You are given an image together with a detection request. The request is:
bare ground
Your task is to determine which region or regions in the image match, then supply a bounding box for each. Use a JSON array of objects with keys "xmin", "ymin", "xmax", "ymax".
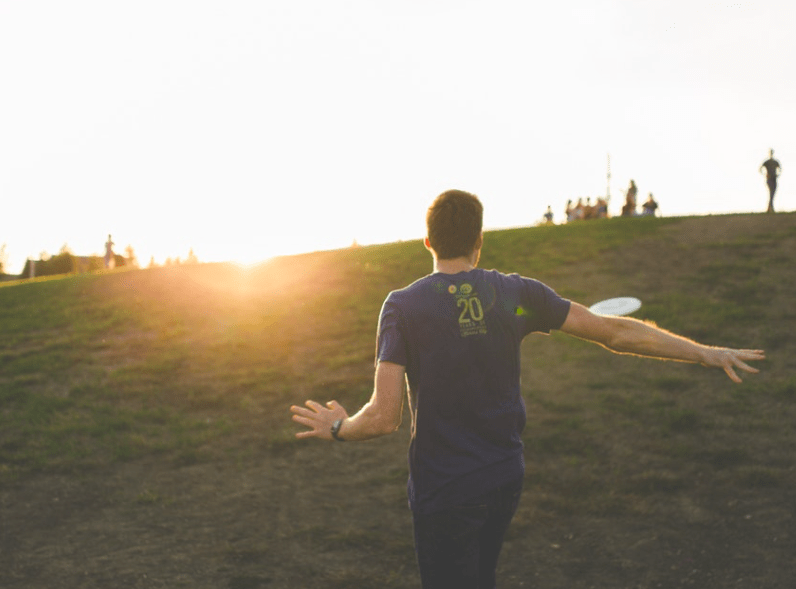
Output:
[{"xmin": 2, "ymin": 423, "xmax": 794, "ymax": 588}]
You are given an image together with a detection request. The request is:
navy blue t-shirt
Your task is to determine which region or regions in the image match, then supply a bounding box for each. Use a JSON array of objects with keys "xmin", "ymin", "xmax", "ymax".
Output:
[{"xmin": 376, "ymin": 268, "xmax": 571, "ymax": 514}]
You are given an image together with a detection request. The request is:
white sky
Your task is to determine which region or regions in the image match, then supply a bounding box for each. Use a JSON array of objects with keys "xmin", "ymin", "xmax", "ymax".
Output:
[{"xmin": 1, "ymin": 0, "xmax": 794, "ymax": 273}]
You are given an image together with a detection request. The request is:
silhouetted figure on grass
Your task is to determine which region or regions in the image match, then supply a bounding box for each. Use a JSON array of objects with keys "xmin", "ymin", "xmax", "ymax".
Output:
[
  {"xmin": 641, "ymin": 193, "xmax": 659, "ymax": 216},
  {"xmin": 104, "ymin": 234, "xmax": 115, "ymax": 269},
  {"xmin": 760, "ymin": 149, "xmax": 781, "ymax": 213},
  {"xmin": 565, "ymin": 199, "xmax": 573, "ymax": 222},
  {"xmin": 543, "ymin": 205, "xmax": 554, "ymax": 224},
  {"xmin": 573, "ymin": 197, "xmax": 585, "ymax": 220},
  {"xmin": 621, "ymin": 180, "xmax": 637, "ymax": 217},
  {"xmin": 582, "ymin": 197, "xmax": 596, "ymax": 220},
  {"xmin": 596, "ymin": 197, "xmax": 609, "ymax": 218}
]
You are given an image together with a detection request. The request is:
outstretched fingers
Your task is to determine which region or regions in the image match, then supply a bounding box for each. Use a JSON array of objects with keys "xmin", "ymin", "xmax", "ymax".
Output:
[
  {"xmin": 290, "ymin": 401, "xmax": 323, "ymax": 438},
  {"xmin": 736, "ymin": 349, "xmax": 765, "ymax": 361},
  {"xmin": 723, "ymin": 364, "xmax": 742, "ymax": 384},
  {"xmin": 304, "ymin": 400, "xmax": 326, "ymax": 413},
  {"xmin": 289, "ymin": 399, "xmax": 348, "ymax": 440},
  {"xmin": 722, "ymin": 349, "xmax": 765, "ymax": 383},
  {"xmin": 294, "ymin": 427, "xmax": 320, "ymax": 439}
]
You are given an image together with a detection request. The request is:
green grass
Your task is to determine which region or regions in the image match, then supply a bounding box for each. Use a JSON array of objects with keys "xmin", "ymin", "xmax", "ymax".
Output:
[
  {"xmin": 3, "ymin": 212, "xmax": 796, "ymax": 589},
  {"xmin": 1, "ymin": 213, "xmax": 795, "ymax": 500}
]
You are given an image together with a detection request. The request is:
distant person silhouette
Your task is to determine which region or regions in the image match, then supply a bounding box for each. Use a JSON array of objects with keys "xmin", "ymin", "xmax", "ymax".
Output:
[
  {"xmin": 565, "ymin": 199, "xmax": 575, "ymax": 222},
  {"xmin": 759, "ymin": 149, "xmax": 781, "ymax": 213},
  {"xmin": 573, "ymin": 197, "xmax": 584, "ymax": 220},
  {"xmin": 104, "ymin": 234, "xmax": 115, "ymax": 269},
  {"xmin": 543, "ymin": 205, "xmax": 554, "ymax": 224},
  {"xmin": 641, "ymin": 193, "xmax": 659, "ymax": 216},
  {"xmin": 583, "ymin": 197, "xmax": 596, "ymax": 220},
  {"xmin": 621, "ymin": 180, "xmax": 637, "ymax": 217},
  {"xmin": 595, "ymin": 197, "xmax": 609, "ymax": 218}
]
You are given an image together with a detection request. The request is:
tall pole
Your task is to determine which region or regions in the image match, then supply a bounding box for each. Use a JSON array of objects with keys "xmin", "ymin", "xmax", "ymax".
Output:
[{"xmin": 606, "ymin": 153, "xmax": 611, "ymax": 202}]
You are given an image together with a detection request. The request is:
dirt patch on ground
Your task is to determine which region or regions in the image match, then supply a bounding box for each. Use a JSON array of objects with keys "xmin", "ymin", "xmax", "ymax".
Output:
[{"xmin": 2, "ymin": 423, "xmax": 794, "ymax": 588}]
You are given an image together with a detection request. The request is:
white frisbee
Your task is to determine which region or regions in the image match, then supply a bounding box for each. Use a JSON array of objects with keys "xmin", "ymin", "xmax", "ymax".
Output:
[{"xmin": 589, "ymin": 297, "xmax": 642, "ymax": 316}]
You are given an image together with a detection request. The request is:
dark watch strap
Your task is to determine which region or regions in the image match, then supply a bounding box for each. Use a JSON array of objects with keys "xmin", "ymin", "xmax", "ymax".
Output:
[{"xmin": 330, "ymin": 419, "xmax": 346, "ymax": 441}]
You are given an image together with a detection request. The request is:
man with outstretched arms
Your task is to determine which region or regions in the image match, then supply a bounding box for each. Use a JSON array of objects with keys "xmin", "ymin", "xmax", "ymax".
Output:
[{"xmin": 291, "ymin": 189, "xmax": 764, "ymax": 589}]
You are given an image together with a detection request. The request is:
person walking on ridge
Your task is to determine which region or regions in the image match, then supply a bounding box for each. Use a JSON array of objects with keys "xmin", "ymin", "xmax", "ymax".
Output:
[
  {"xmin": 760, "ymin": 149, "xmax": 781, "ymax": 213},
  {"xmin": 104, "ymin": 234, "xmax": 115, "ymax": 269},
  {"xmin": 290, "ymin": 189, "xmax": 765, "ymax": 589}
]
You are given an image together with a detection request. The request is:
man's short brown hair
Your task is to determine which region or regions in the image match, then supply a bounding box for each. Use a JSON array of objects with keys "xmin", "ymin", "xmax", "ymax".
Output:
[{"xmin": 426, "ymin": 190, "xmax": 483, "ymax": 260}]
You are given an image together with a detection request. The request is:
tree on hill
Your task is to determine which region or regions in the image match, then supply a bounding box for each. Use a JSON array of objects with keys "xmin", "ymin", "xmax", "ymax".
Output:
[{"xmin": 19, "ymin": 251, "xmax": 131, "ymax": 279}]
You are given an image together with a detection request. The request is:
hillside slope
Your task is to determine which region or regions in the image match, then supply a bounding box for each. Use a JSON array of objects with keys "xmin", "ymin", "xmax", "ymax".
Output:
[{"xmin": 1, "ymin": 213, "xmax": 794, "ymax": 588}]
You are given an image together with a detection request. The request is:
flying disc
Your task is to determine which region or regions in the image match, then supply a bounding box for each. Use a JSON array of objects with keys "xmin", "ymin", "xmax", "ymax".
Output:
[{"xmin": 589, "ymin": 297, "xmax": 642, "ymax": 316}]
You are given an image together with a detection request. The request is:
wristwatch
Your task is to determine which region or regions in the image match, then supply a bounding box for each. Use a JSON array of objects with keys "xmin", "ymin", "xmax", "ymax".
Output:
[{"xmin": 330, "ymin": 419, "xmax": 346, "ymax": 442}]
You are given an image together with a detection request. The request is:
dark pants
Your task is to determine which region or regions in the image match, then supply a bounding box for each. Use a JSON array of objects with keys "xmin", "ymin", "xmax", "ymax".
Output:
[
  {"xmin": 767, "ymin": 179, "xmax": 777, "ymax": 213},
  {"xmin": 412, "ymin": 478, "xmax": 523, "ymax": 589}
]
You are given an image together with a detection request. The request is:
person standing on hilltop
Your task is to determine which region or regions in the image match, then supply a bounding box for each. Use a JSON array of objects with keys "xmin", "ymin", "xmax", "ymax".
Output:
[
  {"xmin": 290, "ymin": 189, "xmax": 764, "ymax": 589},
  {"xmin": 641, "ymin": 193, "xmax": 659, "ymax": 216},
  {"xmin": 596, "ymin": 196, "xmax": 609, "ymax": 218},
  {"xmin": 622, "ymin": 179, "xmax": 637, "ymax": 216},
  {"xmin": 759, "ymin": 149, "xmax": 781, "ymax": 213},
  {"xmin": 104, "ymin": 234, "xmax": 115, "ymax": 269},
  {"xmin": 565, "ymin": 199, "xmax": 575, "ymax": 222}
]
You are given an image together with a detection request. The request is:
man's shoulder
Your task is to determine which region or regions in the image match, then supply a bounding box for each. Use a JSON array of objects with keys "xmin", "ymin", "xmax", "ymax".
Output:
[
  {"xmin": 384, "ymin": 274, "xmax": 434, "ymax": 302},
  {"xmin": 480, "ymin": 268, "xmax": 538, "ymax": 285},
  {"xmin": 387, "ymin": 269, "xmax": 544, "ymax": 296}
]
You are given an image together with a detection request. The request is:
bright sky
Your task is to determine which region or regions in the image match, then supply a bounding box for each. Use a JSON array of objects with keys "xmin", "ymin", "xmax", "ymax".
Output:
[{"xmin": 1, "ymin": 1, "xmax": 794, "ymax": 274}]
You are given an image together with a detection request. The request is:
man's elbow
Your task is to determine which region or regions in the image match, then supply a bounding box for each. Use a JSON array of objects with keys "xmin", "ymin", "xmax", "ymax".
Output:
[
  {"xmin": 594, "ymin": 317, "xmax": 639, "ymax": 354},
  {"xmin": 376, "ymin": 413, "xmax": 401, "ymax": 436},
  {"xmin": 366, "ymin": 404, "xmax": 401, "ymax": 436}
]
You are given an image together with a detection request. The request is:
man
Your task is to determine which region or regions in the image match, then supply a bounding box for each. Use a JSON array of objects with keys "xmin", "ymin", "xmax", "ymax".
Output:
[
  {"xmin": 641, "ymin": 193, "xmax": 659, "ymax": 216},
  {"xmin": 290, "ymin": 189, "xmax": 764, "ymax": 589},
  {"xmin": 104, "ymin": 234, "xmax": 115, "ymax": 269},
  {"xmin": 759, "ymin": 149, "xmax": 782, "ymax": 213},
  {"xmin": 622, "ymin": 179, "xmax": 637, "ymax": 217}
]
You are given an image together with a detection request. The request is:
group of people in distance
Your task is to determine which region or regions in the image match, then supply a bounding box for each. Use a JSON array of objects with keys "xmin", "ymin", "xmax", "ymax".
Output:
[
  {"xmin": 563, "ymin": 196, "xmax": 609, "ymax": 222},
  {"xmin": 546, "ymin": 179, "xmax": 659, "ymax": 225},
  {"xmin": 544, "ymin": 147, "xmax": 782, "ymax": 226}
]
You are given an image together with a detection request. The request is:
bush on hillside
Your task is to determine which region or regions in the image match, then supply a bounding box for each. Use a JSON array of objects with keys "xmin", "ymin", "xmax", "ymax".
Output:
[{"xmin": 19, "ymin": 253, "xmax": 129, "ymax": 279}]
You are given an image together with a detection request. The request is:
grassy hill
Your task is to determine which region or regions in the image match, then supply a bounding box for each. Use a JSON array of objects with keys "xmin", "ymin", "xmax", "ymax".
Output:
[{"xmin": 1, "ymin": 213, "xmax": 795, "ymax": 588}]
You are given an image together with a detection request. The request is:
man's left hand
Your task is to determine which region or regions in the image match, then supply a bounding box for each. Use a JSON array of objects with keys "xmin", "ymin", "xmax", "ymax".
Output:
[{"xmin": 290, "ymin": 400, "xmax": 349, "ymax": 440}]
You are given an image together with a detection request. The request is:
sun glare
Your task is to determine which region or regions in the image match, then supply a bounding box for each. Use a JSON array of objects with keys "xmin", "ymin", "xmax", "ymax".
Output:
[{"xmin": 211, "ymin": 230, "xmax": 357, "ymax": 271}]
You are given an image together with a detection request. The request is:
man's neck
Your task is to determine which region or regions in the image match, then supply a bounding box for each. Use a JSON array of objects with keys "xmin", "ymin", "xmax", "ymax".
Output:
[{"xmin": 433, "ymin": 256, "xmax": 476, "ymax": 275}]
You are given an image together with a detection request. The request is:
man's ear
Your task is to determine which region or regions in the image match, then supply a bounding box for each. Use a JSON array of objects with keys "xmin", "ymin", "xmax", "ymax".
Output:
[
  {"xmin": 474, "ymin": 232, "xmax": 483, "ymax": 251},
  {"xmin": 424, "ymin": 237, "xmax": 432, "ymax": 251}
]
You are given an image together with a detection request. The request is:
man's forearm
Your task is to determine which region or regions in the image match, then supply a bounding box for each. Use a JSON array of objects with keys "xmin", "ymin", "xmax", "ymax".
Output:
[
  {"xmin": 600, "ymin": 316, "xmax": 706, "ymax": 363},
  {"xmin": 559, "ymin": 302, "xmax": 763, "ymax": 382},
  {"xmin": 336, "ymin": 361, "xmax": 405, "ymax": 441},
  {"xmin": 290, "ymin": 362, "xmax": 405, "ymax": 441},
  {"xmin": 337, "ymin": 400, "xmax": 400, "ymax": 441}
]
